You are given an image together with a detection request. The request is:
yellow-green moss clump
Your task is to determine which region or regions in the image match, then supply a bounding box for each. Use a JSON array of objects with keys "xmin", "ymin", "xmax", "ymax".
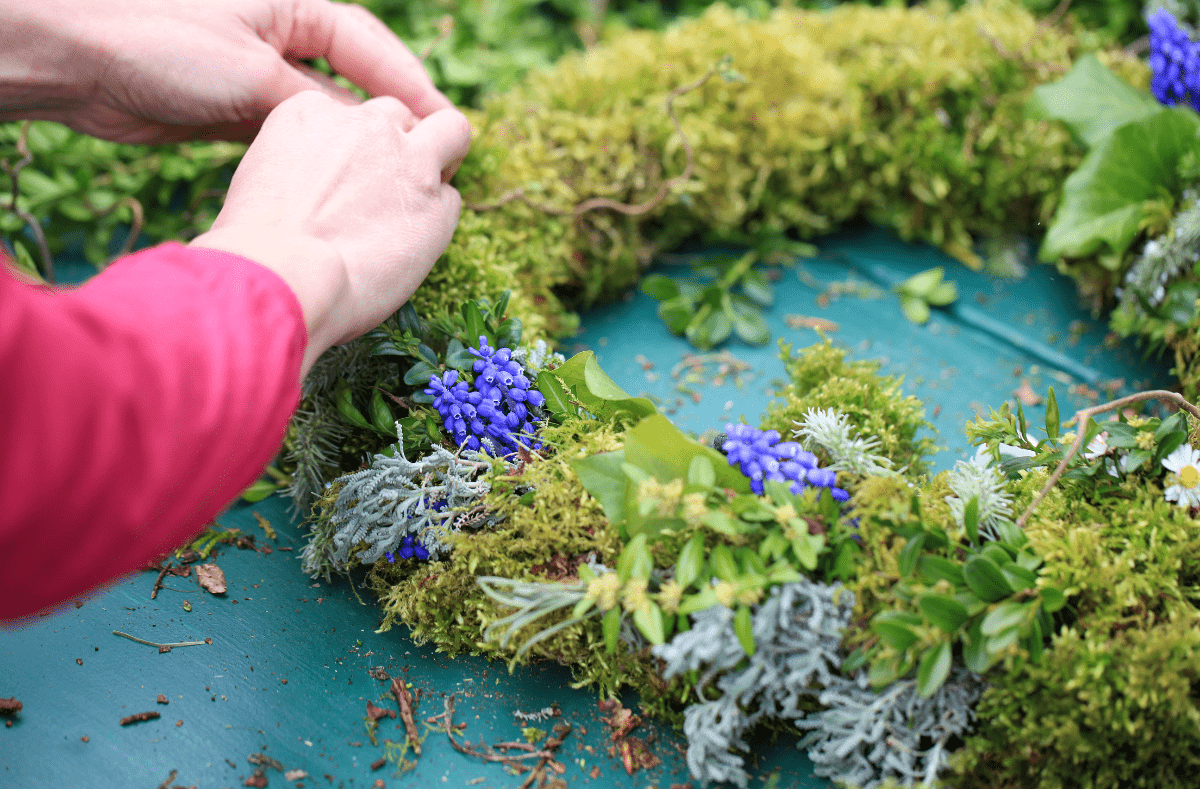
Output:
[
  {"xmin": 759, "ymin": 335, "xmax": 937, "ymax": 475},
  {"xmin": 407, "ymin": 0, "xmax": 1143, "ymax": 339},
  {"xmin": 366, "ymin": 417, "xmax": 669, "ymax": 696}
]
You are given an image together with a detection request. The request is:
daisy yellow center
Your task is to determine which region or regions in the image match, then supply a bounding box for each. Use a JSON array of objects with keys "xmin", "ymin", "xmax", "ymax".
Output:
[{"xmin": 1181, "ymin": 465, "xmax": 1200, "ymax": 490}]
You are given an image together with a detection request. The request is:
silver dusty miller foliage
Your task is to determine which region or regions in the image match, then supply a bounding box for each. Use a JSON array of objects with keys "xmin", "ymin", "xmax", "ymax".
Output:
[
  {"xmin": 300, "ymin": 432, "xmax": 491, "ymax": 580},
  {"xmin": 797, "ymin": 667, "xmax": 984, "ymax": 788},
  {"xmin": 653, "ymin": 578, "xmax": 983, "ymax": 788},
  {"xmin": 653, "ymin": 579, "xmax": 855, "ymax": 787}
]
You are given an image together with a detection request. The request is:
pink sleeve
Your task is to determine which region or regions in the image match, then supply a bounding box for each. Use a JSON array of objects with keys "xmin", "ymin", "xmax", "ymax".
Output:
[{"xmin": 0, "ymin": 243, "xmax": 307, "ymax": 621}]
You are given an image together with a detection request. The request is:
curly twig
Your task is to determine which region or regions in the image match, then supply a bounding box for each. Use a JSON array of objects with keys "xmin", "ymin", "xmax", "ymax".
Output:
[
  {"xmin": 83, "ymin": 196, "xmax": 145, "ymax": 269},
  {"xmin": 1, "ymin": 121, "xmax": 55, "ymax": 283},
  {"xmin": 1016, "ymin": 390, "xmax": 1200, "ymax": 527},
  {"xmin": 464, "ymin": 63, "xmax": 725, "ymax": 218}
]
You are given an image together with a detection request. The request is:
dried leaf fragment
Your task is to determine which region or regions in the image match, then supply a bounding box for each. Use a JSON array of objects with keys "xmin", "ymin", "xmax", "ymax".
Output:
[
  {"xmin": 196, "ymin": 564, "xmax": 227, "ymax": 594},
  {"xmin": 157, "ymin": 694, "xmax": 169, "ymax": 705},
  {"xmin": 284, "ymin": 770, "xmax": 308, "ymax": 782},
  {"xmin": 1014, "ymin": 378, "xmax": 1042, "ymax": 406},
  {"xmin": 783, "ymin": 314, "xmax": 839, "ymax": 332},
  {"xmin": 119, "ymin": 711, "xmax": 160, "ymax": 726},
  {"xmin": 243, "ymin": 770, "xmax": 268, "ymax": 788}
]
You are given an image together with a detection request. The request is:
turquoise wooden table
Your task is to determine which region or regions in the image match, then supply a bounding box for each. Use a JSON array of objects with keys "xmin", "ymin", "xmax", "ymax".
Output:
[{"xmin": 0, "ymin": 225, "xmax": 1168, "ymax": 788}]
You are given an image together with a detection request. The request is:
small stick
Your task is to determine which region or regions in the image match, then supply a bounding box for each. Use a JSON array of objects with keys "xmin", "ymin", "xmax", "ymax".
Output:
[
  {"xmin": 390, "ymin": 678, "xmax": 421, "ymax": 754},
  {"xmin": 111, "ymin": 630, "xmax": 207, "ymax": 649},
  {"xmin": 1016, "ymin": 390, "xmax": 1200, "ymax": 527},
  {"xmin": 120, "ymin": 711, "xmax": 160, "ymax": 726}
]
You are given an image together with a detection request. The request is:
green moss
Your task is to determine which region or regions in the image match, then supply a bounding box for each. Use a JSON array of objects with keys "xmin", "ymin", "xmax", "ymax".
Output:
[
  {"xmin": 759, "ymin": 335, "xmax": 937, "ymax": 476},
  {"xmin": 951, "ymin": 618, "xmax": 1200, "ymax": 787}
]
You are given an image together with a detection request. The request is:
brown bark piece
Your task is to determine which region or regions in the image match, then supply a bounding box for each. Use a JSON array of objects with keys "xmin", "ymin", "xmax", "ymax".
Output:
[
  {"xmin": 119, "ymin": 711, "xmax": 160, "ymax": 726},
  {"xmin": 365, "ymin": 700, "xmax": 395, "ymax": 722},
  {"xmin": 389, "ymin": 678, "xmax": 421, "ymax": 755},
  {"xmin": 157, "ymin": 694, "xmax": 169, "ymax": 705},
  {"xmin": 243, "ymin": 770, "xmax": 268, "ymax": 788},
  {"xmin": 0, "ymin": 697, "xmax": 23, "ymax": 715},
  {"xmin": 370, "ymin": 757, "xmax": 387, "ymax": 771},
  {"xmin": 196, "ymin": 564, "xmax": 227, "ymax": 594}
]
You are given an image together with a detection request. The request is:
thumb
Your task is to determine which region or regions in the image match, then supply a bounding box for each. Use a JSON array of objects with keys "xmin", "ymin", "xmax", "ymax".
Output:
[{"xmin": 263, "ymin": 59, "xmax": 364, "ymax": 109}]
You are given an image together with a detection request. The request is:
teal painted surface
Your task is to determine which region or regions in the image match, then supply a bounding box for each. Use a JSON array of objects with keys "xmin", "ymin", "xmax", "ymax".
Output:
[
  {"xmin": 573, "ymin": 223, "xmax": 1169, "ymax": 473},
  {"xmin": 0, "ymin": 226, "xmax": 1169, "ymax": 788}
]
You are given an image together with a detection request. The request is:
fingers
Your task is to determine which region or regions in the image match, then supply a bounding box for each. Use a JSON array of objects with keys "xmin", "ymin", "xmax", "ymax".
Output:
[
  {"xmin": 280, "ymin": 0, "xmax": 453, "ymax": 119},
  {"xmin": 407, "ymin": 107, "xmax": 473, "ymax": 180}
]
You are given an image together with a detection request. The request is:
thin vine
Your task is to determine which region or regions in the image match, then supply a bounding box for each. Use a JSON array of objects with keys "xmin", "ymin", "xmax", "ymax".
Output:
[{"xmin": 1016, "ymin": 389, "xmax": 1200, "ymax": 526}]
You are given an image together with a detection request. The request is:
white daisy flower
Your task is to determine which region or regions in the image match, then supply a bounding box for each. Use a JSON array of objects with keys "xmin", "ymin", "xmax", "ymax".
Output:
[{"xmin": 1161, "ymin": 443, "xmax": 1200, "ymax": 508}]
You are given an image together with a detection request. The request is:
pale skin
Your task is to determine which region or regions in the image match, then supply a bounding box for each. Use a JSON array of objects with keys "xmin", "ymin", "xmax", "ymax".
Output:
[{"xmin": 0, "ymin": 0, "xmax": 472, "ymax": 376}]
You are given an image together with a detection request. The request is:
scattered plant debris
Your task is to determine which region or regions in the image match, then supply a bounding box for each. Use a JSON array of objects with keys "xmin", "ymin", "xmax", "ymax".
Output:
[
  {"xmin": 253, "ymin": 511, "xmax": 277, "ymax": 540},
  {"xmin": 284, "ymin": 769, "xmax": 308, "ymax": 782},
  {"xmin": 119, "ymin": 711, "xmax": 160, "ymax": 726},
  {"xmin": 598, "ymin": 699, "xmax": 661, "ymax": 775},
  {"xmin": 513, "ymin": 706, "xmax": 560, "ymax": 723},
  {"xmin": 390, "ymin": 678, "xmax": 421, "ymax": 754},
  {"xmin": 157, "ymin": 694, "xmax": 169, "ymax": 705},
  {"xmin": 81, "ymin": 736, "xmax": 89, "ymax": 742},
  {"xmin": 1014, "ymin": 379, "xmax": 1043, "ymax": 406},
  {"xmin": 366, "ymin": 700, "xmax": 396, "ymax": 722},
  {"xmin": 370, "ymin": 757, "xmax": 387, "ymax": 771},
  {"xmin": 0, "ymin": 697, "xmax": 21, "ymax": 715},
  {"xmin": 437, "ymin": 695, "xmax": 571, "ymax": 788},
  {"xmin": 111, "ymin": 630, "xmax": 207, "ymax": 651},
  {"xmin": 783, "ymin": 314, "xmax": 839, "ymax": 332},
  {"xmin": 247, "ymin": 753, "xmax": 284, "ymax": 772},
  {"xmin": 195, "ymin": 563, "xmax": 227, "ymax": 594},
  {"xmin": 369, "ymin": 666, "xmax": 391, "ymax": 681},
  {"xmin": 243, "ymin": 769, "xmax": 268, "ymax": 788}
]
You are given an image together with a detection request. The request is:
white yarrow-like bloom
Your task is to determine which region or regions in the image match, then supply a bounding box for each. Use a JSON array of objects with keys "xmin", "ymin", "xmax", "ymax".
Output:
[
  {"xmin": 1161, "ymin": 443, "xmax": 1200, "ymax": 508},
  {"xmin": 944, "ymin": 452, "xmax": 1014, "ymax": 538},
  {"xmin": 793, "ymin": 408, "xmax": 898, "ymax": 478}
]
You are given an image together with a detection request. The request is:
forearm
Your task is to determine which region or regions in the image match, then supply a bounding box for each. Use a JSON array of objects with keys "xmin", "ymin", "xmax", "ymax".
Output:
[
  {"xmin": 0, "ymin": 244, "xmax": 305, "ymax": 620},
  {"xmin": 0, "ymin": 1, "xmax": 96, "ymax": 122}
]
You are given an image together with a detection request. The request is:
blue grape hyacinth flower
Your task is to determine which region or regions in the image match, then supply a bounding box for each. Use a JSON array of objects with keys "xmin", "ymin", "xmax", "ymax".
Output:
[
  {"xmin": 425, "ymin": 336, "xmax": 546, "ymax": 457},
  {"xmin": 1149, "ymin": 9, "xmax": 1200, "ymax": 112},
  {"xmin": 720, "ymin": 422, "xmax": 850, "ymax": 502}
]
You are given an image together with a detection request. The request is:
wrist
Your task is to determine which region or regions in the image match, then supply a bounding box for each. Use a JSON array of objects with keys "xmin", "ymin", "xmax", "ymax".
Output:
[
  {"xmin": 188, "ymin": 228, "xmax": 351, "ymax": 378},
  {"xmin": 0, "ymin": 2, "xmax": 98, "ymax": 122}
]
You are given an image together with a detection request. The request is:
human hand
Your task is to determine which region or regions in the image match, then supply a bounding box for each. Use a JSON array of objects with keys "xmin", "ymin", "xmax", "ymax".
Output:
[
  {"xmin": 189, "ymin": 91, "xmax": 471, "ymax": 375},
  {"xmin": 10, "ymin": 0, "xmax": 452, "ymax": 144}
]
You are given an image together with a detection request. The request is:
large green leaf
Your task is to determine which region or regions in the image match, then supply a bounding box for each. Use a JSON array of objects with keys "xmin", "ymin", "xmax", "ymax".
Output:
[
  {"xmin": 1030, "ymin": 54, "xmax": 1162, "ymax": 148},
  {"xmin": 548, "ymin": 351, "xmax": 657, "ymax": 423},
  {"xmin": 1039, "ymin": 108, "xmax": 1200, "ymax": 264},
  {"xmin": 573, "ymin": 449, "xmax": 628, "ymax": 524}
]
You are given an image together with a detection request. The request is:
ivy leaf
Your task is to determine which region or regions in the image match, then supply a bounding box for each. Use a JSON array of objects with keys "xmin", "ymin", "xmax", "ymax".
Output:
[
  {"xmin": 548, "ymin": 352, "xmax": 656, "ymax": 423},
  {"xmin": 536, "ymin": 371, "xmax": 576, "ymax": 421},
  {"xmin": 733, "ymin": 604, "xmax": 756, "ymax": 656},
  {"xmin": 1030, "ymin": 53, "xmax": 1162, "ymax": 149},
  {"xmin": 916, "ymin": 640, "xmax": 952, "ymax": 698},
  {"xmin": 573, "ymin": 449, "xmax": 628, "ymax": 524},
  {"xmin": 1039, "ymin": 107, "xmax": 1200, "ymax": 264}
]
